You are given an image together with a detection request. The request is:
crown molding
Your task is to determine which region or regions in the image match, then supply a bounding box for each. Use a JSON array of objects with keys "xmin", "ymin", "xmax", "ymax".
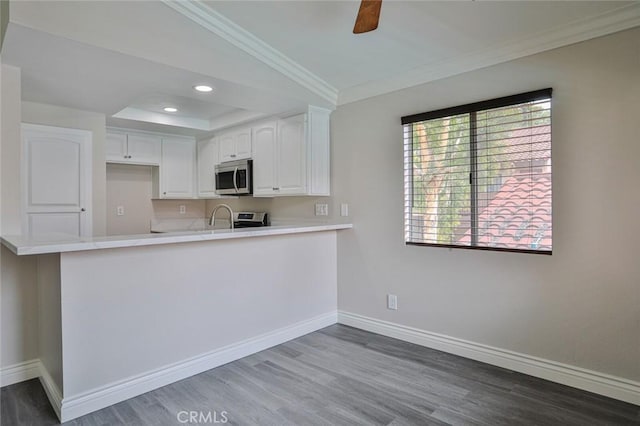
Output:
[
  {"xmin": 162, "ymin": 0, "xmax": 338, "ymax": 106},
  {"xmin": 338, "ymin": 3, "xmax": 640, "ymax": 105}
]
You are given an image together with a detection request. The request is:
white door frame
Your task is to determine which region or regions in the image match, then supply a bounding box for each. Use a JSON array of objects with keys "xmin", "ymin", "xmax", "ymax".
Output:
[{"xmin": 21, "ymin": 123, "xmax": 93, "ymax": 238}]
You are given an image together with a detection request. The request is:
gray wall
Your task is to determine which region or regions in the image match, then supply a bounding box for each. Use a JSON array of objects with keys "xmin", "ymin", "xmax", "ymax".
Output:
[
  {"xmin": 332, "ymin": 28, "xmax": 640, "ymax": 382},
  {"xmin": 1, "ymin": 63, "xmax": 39, "ymax": 368},
  {"xmin": 1, "ymin": 71, "xmax": 109, "ymax": 369},
  {"xmin": 1, "ymin": 64, "xmax": 20, "ymax": 235}
]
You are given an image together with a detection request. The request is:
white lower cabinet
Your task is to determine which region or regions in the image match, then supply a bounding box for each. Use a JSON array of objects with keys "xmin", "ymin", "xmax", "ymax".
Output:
[
  {"xmin": 252, "ymin": 106, "xmax": 331, "ymax": 197},
  {"xmin": 197, "ymin": 138, "xmax": 220, "ymax": 198},
  {"xmin": 154, "ymin": 137, "xmax": 196, "ymax": 199}
]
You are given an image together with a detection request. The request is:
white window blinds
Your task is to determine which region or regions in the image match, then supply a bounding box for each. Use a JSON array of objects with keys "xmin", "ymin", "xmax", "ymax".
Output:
[{"xmin": 402, "ymin": 89, "xmax": 552, "ymax": 254}]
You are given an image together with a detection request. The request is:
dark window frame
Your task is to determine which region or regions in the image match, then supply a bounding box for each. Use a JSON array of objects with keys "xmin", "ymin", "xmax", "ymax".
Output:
[{"xmin": 402, "ymin": 89, "xmax": 553, "ymax": 255}]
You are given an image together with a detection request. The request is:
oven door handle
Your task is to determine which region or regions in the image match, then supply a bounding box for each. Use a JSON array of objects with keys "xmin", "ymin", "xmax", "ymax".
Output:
[{"xmin": 233, "ymin": 167, "xmax": 239, "ymax": 193}]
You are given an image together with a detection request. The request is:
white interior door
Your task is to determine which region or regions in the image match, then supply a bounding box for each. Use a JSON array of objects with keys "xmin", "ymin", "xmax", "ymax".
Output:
[{"xmin": 22, "ymin": 124, "xmax": 92, "ymax": 240}]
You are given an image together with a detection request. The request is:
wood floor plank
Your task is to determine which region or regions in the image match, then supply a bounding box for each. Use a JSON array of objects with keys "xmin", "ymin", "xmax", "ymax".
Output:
[{"xmin": 2, "ymin": 324, "xmax": 638, "ymax": 425}]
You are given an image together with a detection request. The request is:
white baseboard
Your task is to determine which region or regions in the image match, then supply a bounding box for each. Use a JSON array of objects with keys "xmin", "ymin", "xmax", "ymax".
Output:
[
  {"xmin": 59, "ymin": 311, "xmax": 338, "ymax": 422},
  {"xmin": 338, "ymin": 311, "xmax": 640, "ymax": 406},
  {"xmin": 39, "ymin": 363, "xmax": 62, "ymax": 420},
  {"xmin": 0, "ymin": 359, "xmax": 41, "ymax": 387},
  {"xmin": 1, "ymin": 359, "xmax": 63, "ymax": 420}
]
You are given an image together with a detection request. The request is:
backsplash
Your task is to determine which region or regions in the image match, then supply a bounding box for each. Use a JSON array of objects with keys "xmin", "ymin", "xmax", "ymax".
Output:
[
  {"xmin": 205, "ymin": 196, "xmax": 338, "ymax": 224},
  {"xmin": 152, "ymin": 200, "xmax": 206, "ymax": 219}
]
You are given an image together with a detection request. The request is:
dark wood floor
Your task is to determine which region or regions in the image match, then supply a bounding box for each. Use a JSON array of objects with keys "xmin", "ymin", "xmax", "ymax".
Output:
[{"xmin": 2, "ymin": 325, "xmax": 639, "ymax": 425}]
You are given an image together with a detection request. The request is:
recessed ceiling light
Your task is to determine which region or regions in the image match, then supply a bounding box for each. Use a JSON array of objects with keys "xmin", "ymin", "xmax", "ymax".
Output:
[
  {"xmin": 193, "ymin": 85, "xmax": 213, "ymax": 93},
  {"xmin": 163, "ymin": 107, "xmax": 178, "ymax": 113}
]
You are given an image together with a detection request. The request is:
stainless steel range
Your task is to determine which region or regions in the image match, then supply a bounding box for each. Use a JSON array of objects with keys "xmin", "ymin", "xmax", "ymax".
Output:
[{"xmin": 233, "ymin": 212, "xmax": 269, "ymax": 228}]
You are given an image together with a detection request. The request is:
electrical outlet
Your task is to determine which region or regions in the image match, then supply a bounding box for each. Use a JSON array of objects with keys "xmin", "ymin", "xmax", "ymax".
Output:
[
  {"xmin": 315, "ymin": 203, "xmax": 329, "ymax": 216},
  {"xmin": 340, "ymin": 203, "xmax": 349, "ymax": 217},
  {"xmin": 387, "ymin": 294, "xmax": 398, "ymax": 310},
  {"xmin": 116, "ymin": 206, "xmax": 125, "ymax": 216},
  {"xmin": 179, "ymin": 205, "xmax": 186, "ymax": 214}
]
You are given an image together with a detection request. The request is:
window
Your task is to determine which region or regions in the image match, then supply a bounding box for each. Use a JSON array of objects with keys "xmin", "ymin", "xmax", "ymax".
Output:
[{"xmin": 402, "ymin": 89, "xmax": 552, "ymax": 254}]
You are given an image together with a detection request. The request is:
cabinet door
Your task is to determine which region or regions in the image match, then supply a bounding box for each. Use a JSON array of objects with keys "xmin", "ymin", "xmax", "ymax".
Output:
[
  {"xmin": 277, "ymin": 115, "xmax": 306, "ymax": 195},
  {"xmin": 235, "ymin": 128, "xmax": 252, "ymax": 159},
  {"xmin": 307, "ymin": 107, "xmax": 331, "ymax": 196},
  {"xmin": 197, "ymin": 138, "xmax": 219, "ymax": 198},
  {"xmin": 252, "ymin": 122, "xmax": 277, "ymax": 196},
  {"xmin": 106, "ymin": 132, "xmax": 128, "ymax": 163},
  {"xmin": 127, "ymin": 133, "xmax": 161, "ymax": 165},
  {"xmin": 218, "ymin": 133, "xmax": 236, "ymax": 162},
  {"xmin": 161, "ymin": 138, "xmax": 195, "ymax": 198}
]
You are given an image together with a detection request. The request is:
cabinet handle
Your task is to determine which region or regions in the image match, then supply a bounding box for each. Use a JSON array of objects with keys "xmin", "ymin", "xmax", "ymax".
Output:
[
  {"xmin": 80, "ymin": 208, "xmax": 86, "ymax": 212},
  {"xmin": 230, "ymin": 154, "xmax": 236, "ymax": 158},
  {"xmin": 273, "ymin": 187, "xmax": 280, "ymax": 191}
]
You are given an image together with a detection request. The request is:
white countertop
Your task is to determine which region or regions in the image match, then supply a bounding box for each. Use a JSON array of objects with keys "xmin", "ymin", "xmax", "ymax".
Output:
[{"xmin": 1, "ymin": 223, "xmax": 353, "ymax": 256}]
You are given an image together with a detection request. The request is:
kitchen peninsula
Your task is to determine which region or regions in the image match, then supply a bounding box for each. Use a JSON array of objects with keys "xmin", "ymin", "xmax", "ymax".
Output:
[{"xmin": 1, "ymin": 223, "xmax": 351, "ymax": 422}]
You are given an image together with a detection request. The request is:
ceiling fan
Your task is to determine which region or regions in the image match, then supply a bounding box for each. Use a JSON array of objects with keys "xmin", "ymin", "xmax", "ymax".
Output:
[{"xmin": 353, "ymin": 0, "xmax": 382, "ymax": 34}]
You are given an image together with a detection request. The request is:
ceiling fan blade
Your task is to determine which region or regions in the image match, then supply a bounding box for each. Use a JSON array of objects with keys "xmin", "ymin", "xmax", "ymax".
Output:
[{"xmin": 353, "ymin": 0, "xmax": 382, "ymax": 34}]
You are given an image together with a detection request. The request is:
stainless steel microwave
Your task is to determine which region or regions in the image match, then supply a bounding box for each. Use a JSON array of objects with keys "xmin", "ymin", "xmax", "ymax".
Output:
[{"xmin": 215, "ymin": 159, "xmax": 253, "ymax": 195}]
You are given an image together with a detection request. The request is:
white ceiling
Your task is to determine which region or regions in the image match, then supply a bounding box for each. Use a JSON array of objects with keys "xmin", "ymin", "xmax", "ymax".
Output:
[
  {"xmin": 203, "ymin": 0, "xmax": 639, "ymax": 103},
  {"xmin": 206, "ymin": 1, "xmax": 627, "ymax": 89},
  {"xmin": 2, "ymin": 0, "xmax": 639, "ymax": 133},
  {"xmin": 2, "ymin": 24, "xmax": 302, "ymax": 135}
]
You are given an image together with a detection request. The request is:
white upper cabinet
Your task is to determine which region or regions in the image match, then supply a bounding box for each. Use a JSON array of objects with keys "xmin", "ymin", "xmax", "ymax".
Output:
[
  {"xmin": 158, "ymin": 137, "xmax": 196, "ymax": 199},
  {"xmin": 106, "ymin": 132, "xmax": 127, "ymax": 161},
  {"xmin": 235, "ymin": 129, "xmax": 252, "ymax": 159},
  {"xmin": 306, "ymin": 106, "xmax": 331, "ymax": 196},
  {"xmin": 218, "ymin": 133, "xmax": 235, "ymax": 163},
  {"xmin": 108, "ymin": 106, "xmax": 329, "ymax": 200},
  {"xmin": 252, "ymin": 122, "xmax": 278, "ymax": 196},
  {"xmin": 106, "ymin": 130, "xmax": 161, "ymax": 165},
  {"xmin": 218, "ymin": 127, "xmax": 252, "ymax": 162},
  {"xmin": 126, "ymin": 134, "xmax": 162, "ymax": 164},
  {"xmin": 252, "ymin": 107, "xmax": 331, "ymax": 197},
  {"xmin": 277, "ymin": 115, "xmax": 306, "ymax": 195},
  {"xmin": 197, "ymin": 138, "xmax": 220, "ymax": 198}
]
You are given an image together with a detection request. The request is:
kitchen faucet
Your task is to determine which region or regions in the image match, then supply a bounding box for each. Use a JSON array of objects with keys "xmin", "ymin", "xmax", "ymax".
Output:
[{"xmin": 209, "ymin": 204, "xmax": 234, "ymax": 229}]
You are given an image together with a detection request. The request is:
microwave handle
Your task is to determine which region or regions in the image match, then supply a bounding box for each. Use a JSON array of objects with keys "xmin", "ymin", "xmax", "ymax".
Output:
[{"xmin": 233, "ymin": 167, "xmax": 239, "ymax": 193}]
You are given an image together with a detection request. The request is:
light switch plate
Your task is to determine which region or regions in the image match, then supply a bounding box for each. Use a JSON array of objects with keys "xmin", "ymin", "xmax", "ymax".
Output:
[
  {"xmin": 387, "ymin": 294, "xmax": 398, "ymax": 310},
  {"xmin": 340, "ymin": 203, "xmax": 349, "ymax": 217}
]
